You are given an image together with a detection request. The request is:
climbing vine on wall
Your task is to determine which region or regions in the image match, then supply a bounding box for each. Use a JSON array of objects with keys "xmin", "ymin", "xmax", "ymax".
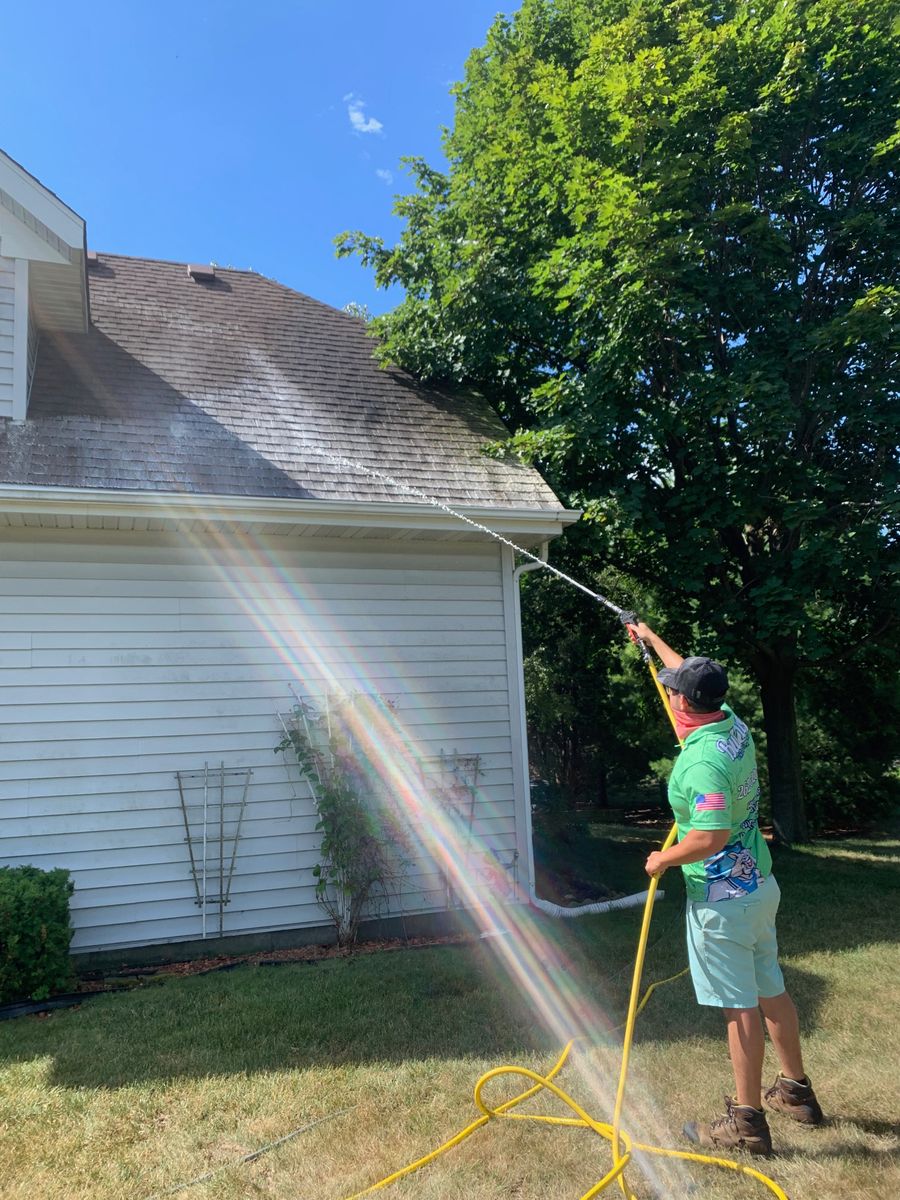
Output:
[{"xmin": 277, "ymin": 694, "xmax": 410, "ymax": 946}]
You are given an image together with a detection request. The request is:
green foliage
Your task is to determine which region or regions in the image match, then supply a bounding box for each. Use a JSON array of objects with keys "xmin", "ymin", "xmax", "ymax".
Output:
[
  {"xmin": 340, "ymin": 0, "xmax": 900, "ymax": 840},
  {"xmin": 276, "ymin": 696, "xmax": 409, "ymax": 946},
  {"xmin": 796, "ymin": 641, "xmax": 900, "ymax": 831},
  {"xmin": 524, "ymin": 565, "xmax": 900, "ymax": 832},
  {"xmin": 521, "ymin": 537, "xmax": 676, "ymax": 806},
  {"xmin": 0, "ymin": 865, "xmax": 74, "ymax": 1004}
]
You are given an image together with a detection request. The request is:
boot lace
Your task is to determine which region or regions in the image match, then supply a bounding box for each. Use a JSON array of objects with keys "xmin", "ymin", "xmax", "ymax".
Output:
[{"xmin": 709, "ymin": 1097, "xmax": 739, "ymax": 1134}]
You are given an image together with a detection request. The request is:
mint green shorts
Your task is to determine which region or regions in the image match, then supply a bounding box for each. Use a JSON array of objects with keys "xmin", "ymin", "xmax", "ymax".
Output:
[{"xmin": 686, "ymin": 876, "xmax": 785, "ymax": 1008}]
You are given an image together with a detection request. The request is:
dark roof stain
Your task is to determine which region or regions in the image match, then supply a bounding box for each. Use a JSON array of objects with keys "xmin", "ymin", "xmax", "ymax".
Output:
[{"xmin": 0, "ymin": 254, "xmax": 561, "ymax": 510}]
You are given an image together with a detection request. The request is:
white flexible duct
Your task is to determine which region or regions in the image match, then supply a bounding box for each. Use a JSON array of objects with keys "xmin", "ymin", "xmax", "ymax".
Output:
[
  {"xmin": 529, "ymin": 888, "xmax": 662, "ymax": 919},
  {"xmin": 512, "ymin": 550, "xmax": 664, "ymax": 919}
]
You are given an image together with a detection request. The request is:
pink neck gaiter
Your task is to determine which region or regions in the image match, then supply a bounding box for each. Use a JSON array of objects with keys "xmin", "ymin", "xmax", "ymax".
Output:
[{"xmin": 673, "ymin": 708, "xmax": 726, "ymax": 743}]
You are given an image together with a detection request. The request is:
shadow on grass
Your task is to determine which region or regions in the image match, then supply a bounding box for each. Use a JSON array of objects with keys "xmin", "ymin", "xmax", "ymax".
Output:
[
  {"xmin": 822, "ymin": 1116, "xmax": 900, "ymax": 1138},
  {"xmin": 568, "ymin": 819, "xmax": 900, "ymax": 959},
  {"xmin": 0, "ymin": 943, "xmax": 566, "ymax": 1089},
  {"xmin": 769, "ymin": 844, "xmax": 900, "ymax": 959},
  {"xmin": 0, "ymin": 923, "xmax": 829, "ymax": 1092},
  {"xmin": 0, "ymin": 825, "xmax": 896, "ymax": 1094},
  {"xmin": 774, "ymin": 1126, "xmax": 900, "ymax": 1164}
]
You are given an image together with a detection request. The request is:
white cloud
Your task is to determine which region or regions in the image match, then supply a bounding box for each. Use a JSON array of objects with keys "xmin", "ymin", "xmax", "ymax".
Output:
[
  {"xmin": 375, "ymin": 168, "xmax": 393, "ymax": 185},
  {"xmin": 345, "ymin": 93, "xmax": 383, "ymax": 135}
]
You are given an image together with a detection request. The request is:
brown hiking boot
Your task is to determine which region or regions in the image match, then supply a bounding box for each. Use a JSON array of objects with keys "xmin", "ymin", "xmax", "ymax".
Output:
[
  {"xmin": 764, "ymin": 1073, "xmax": 824, "ymax": 1125},
  {"xmin": 683, "ymin": 1097, "xmax": 773, "ymax": 1156}
]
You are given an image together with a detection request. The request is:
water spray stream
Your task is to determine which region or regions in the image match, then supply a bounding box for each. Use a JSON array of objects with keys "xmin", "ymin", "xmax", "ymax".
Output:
[{"xmin": 282, "ymin": 433, "xmax": 630, "ymax": 617}]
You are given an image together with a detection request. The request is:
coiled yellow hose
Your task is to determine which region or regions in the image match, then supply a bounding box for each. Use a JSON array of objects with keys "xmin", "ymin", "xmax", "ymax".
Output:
[
  {"xmin": 341, "ymin": 663, "xmax": 790, "ymax": 1200},
  {"xmin": 342, "ymin": 857, "xmax": 788, "ymax": 1200}
]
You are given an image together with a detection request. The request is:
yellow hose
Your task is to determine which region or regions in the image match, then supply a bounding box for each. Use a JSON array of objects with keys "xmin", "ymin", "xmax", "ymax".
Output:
[
  {"xmin": 341, "ymin": 660, "xmax": 790, "ymax": 1200},
  {"xmin": 343, "ymin": 840, "xmax": 788, "ymax": 1200}
]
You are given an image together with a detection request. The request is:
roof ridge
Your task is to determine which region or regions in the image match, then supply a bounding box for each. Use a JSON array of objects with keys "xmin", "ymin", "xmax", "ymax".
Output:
[
  {"xmin": 93, "ymin": 250, "xmax": 256, "ymax": 273},
  {"xmin": 92, "ymin": 251, "xmax": 374, "ymax": 326}
]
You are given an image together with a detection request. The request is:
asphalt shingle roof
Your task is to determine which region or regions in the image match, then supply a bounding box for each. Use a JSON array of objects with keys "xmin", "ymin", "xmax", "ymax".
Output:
[{"xmin": 0, "ymin": 254, "xmax": 562, "ymax": 510}]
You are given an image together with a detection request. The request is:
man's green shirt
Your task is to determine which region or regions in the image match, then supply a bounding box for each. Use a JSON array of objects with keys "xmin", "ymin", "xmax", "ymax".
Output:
[{"xmin": 668, "ymin": 705, "xmax": 772, "ymax": 903}]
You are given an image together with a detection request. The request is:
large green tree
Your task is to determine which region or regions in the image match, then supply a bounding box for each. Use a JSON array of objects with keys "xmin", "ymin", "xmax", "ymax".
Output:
[{"xmin": 339, "ymin": 0, "xmax": 900, "ymax": 842}]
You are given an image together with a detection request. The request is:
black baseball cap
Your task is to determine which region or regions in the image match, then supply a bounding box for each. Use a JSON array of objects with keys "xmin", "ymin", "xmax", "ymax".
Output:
[{"xmin": 657, "ymin": 657, "xmax": 728, "ymax": 707}]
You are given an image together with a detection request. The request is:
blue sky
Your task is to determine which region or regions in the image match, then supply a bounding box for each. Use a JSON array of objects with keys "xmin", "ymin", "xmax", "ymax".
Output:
[{"xmin": 4, "ymin": 1, "xmax": 515, "ymax": 315}]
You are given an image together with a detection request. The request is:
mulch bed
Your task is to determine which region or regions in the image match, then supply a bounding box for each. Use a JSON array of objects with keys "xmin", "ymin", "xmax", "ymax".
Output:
[
  {"xmin": 80, "ymin": 932, "xmax": 473, "ymax": 989},
  {"xmin": 0, "ymin": 933, "xmax": 475, "ymax": 1020}
]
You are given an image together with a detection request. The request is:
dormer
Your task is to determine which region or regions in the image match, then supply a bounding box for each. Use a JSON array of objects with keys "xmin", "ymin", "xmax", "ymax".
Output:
[{"xmin": 0, "ymin": 149, "xmax": 88, "ymax": 421}]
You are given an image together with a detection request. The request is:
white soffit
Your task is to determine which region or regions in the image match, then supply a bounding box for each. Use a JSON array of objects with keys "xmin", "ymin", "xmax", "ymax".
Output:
[{"xmin": 0, "ymin": 150, "xmax": 88, "ymax": 332}]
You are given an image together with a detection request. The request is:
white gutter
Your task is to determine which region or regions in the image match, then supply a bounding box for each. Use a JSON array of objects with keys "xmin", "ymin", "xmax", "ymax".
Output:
[
  {"xmin": 0, "ymin": 483, "xmax": 581, "ymax": 538},
  {"xmin": 511, "ymin": 546, "xmax": 661, "ymax": 918}
]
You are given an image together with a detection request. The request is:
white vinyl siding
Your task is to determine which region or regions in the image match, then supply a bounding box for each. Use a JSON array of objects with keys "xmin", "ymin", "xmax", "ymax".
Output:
[{"xmin": 0, "ymin": 528, "xmax": 520, "ymax": 952}]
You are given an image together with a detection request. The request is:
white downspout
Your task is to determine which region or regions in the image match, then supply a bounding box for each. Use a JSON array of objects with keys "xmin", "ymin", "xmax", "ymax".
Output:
[{"xmin": 511, "ymin": 546, "xmax": 661, "ymax": 918}]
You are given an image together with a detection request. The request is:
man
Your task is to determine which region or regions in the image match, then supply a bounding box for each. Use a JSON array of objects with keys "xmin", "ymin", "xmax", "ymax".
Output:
[{"xmin": 626, "ymin": 621, "xmax": 823, "ymax": 1156}]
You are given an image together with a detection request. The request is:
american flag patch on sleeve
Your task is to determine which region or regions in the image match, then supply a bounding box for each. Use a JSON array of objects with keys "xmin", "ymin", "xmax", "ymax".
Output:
[{"xmin": 695, "ymin": 792, "xmax": 727, "ymax": 811}]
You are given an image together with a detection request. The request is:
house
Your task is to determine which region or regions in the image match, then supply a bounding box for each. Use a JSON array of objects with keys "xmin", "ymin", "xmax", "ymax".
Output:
[{"xmin": 0, "ymin": 149, "xmax": 577, "ymax": 959}]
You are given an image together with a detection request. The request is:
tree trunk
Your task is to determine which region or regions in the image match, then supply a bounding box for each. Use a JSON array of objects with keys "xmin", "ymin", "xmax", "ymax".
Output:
[
  {"xmin": 756, "ymin": 654, "xmax": 809, "ymax": 845},
  {"xmin": 597, "ymin": 764, "xmax": 608, "ymax": 808}
]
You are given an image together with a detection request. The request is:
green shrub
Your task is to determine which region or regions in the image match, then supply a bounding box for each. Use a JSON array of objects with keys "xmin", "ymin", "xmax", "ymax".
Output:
[{"xmin": 0, "ymin": 866, "xmax": 75, "ymax": 1004}]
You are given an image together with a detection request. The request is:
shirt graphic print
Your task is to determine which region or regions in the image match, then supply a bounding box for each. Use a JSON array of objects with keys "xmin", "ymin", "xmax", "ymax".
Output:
[{"xmin": 666, "ymin": 706, "xmax": 772, "ymax": 903}]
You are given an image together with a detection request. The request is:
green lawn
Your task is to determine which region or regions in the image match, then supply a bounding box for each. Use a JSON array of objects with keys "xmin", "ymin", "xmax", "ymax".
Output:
[{"xmin": 1, "ymin": 824, "xmax": 897, "ymax": 1200}]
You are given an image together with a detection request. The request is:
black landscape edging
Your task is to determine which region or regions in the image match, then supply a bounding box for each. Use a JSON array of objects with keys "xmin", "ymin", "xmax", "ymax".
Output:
[
  {"xmin": 0, "ymin": 987, "xmax": 130, "ymax": 1022},
  {"xmin": 0, "ymin": 939, "xmax": 468, "ymax": 1019}
]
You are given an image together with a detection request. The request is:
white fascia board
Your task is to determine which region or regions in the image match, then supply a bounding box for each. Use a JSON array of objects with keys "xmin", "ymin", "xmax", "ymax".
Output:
[
  {"xmin": 0, "ymin": 155, "xmax": 89, "ymax": 334},
  {"xmin": 0, "ymin": 484, "xmax": 582, "ymax": 537},
  {"xmin": 0, "ymin": 152, "xmax": 86, "ymax": 250}
]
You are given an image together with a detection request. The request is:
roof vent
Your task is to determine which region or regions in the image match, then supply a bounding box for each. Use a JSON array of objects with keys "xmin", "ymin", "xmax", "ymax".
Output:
[
  {"xmin": 187, "ymin": 263, "xmax": 216, "ymax": 283},
  {"xmin": 86, "ymin": 250, "xmax": 99, "ymax": 267}
]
